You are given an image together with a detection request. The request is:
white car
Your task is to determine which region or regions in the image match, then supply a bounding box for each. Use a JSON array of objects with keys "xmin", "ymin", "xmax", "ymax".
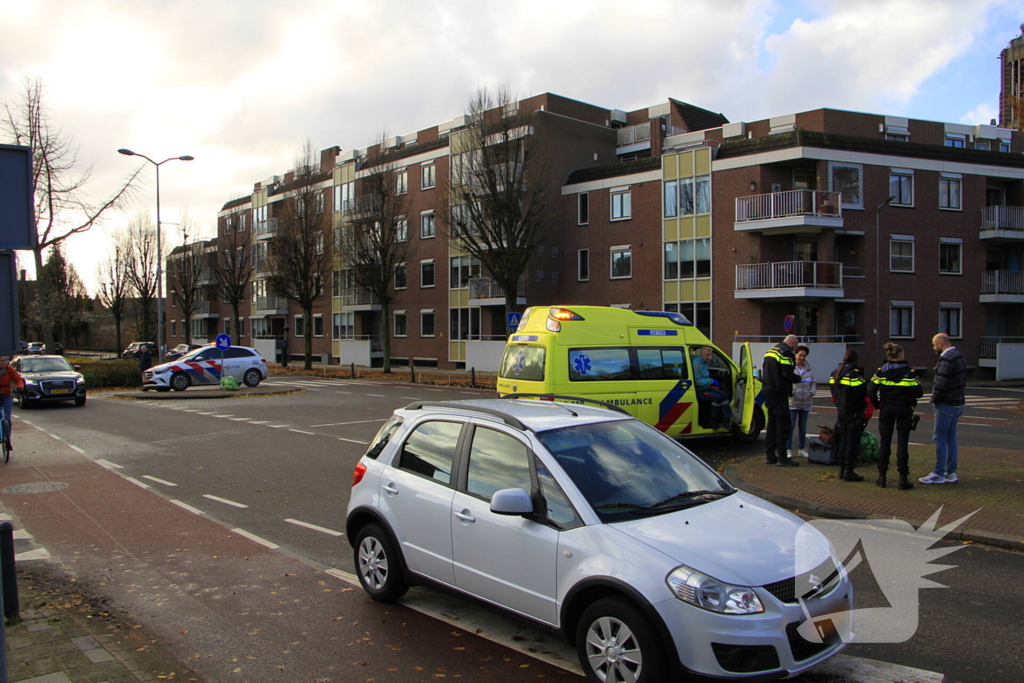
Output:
[
  {"xmin": 345, "ymin": 398, "xmax": 851, "ymax": 682},
  {"xmin": 142, "ymin": 345, "xmax": 268, "ymax": 392}
]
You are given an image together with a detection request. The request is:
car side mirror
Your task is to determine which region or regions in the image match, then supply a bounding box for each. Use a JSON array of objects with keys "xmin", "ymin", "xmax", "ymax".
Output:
[
  {"xmin": 73, "ymin": 365, "xmax": 81, "ymax": 371},
  {"xmin": 490, "ymin": 488, "xmax": 534, "ymax": 516}
]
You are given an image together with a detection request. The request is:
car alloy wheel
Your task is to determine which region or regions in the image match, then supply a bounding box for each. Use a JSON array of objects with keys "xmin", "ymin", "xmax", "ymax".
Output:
[
  {"xmin": 577, "ymin": 598, "xmax": 665, "ymax": 683},
  {"xmin": 354, "ymin": 524, "xmax": 408, "ymax": 602},
  {"xmin": 170, "ymin": 372, "xmax": 190, "ymax": 392},
  {"xmin": 243, "ymin": 369, "xmax": 262, "ymax": 388}
]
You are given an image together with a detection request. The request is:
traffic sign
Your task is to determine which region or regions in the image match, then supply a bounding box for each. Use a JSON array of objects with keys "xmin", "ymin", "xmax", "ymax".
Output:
[
  {"xmin": 215, "ymin": 334, "xmax": 232, "ymax": 350},
  {"xmin": 783, "ymin": 315, "xmax": 794, "ymax": 333},
  {"xmin": 507, "ymin": 312, "xmax": 522, "ymax": 330}
]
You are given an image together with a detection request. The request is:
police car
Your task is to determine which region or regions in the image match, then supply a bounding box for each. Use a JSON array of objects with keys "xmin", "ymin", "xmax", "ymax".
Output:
[{"xmin": 142, "ymin": 345, "xmax": 268, "ymax": 392}]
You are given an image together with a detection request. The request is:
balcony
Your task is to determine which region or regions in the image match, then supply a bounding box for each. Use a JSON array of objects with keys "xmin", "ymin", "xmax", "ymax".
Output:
[
  {"xmin": 979, "ymin": 336, "xmax": 1024, "ymax": 380},
  {"xmin": 734, "ymin": 190, "xmax": 843, "ymax": 234},
  {"xmin": 735, "ymin": 261, "xmax": 844, "ymax": 299},
  {"xmin": 191, "ymin": 301, "xmax": 219, "ymax": 318},
  {"xmin": 255, "ymin": 295, "xmax": 289, "ymax": 314},
  {"xmin": 338, "ymin": 287, "xmax": 381, "ymax": 311},
  {"xmin": 979, "ymin": 206, "xmax": 1024, "ymax": 242},
  {"xmin": 255, "ymin": 218, "xmax": 279, "ymax": 239},
  {"xmin": 468, "ymin": 276, "xmax": 526, "ymax": 306},
  {"xmin": 980, "ymin": 270, "xmax": 1024, "ymax": 303},
  {"xmin": 197, "ymin": 268, "xmax": 217, "ymax": 286}
]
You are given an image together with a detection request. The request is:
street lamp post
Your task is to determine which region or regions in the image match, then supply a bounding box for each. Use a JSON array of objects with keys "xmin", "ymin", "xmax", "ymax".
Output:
[
  {"xmin": 117, "ymin": 149, "xmax": 194, "ymax": 363},
  {"xmin": 874, "ymin": 195, "xmax": 896, "ymax": 362}
]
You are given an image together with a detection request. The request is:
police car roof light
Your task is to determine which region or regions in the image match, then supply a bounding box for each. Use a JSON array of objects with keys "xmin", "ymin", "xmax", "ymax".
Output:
[{"xmin": 635, "ymin": 310, "xmax": 692, "ymax": 326}]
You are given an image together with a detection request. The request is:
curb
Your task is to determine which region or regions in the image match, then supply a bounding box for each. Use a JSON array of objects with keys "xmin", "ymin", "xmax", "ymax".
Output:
[
  {"xmin": 722, "ymin": 460, "xmax": 1024, "ymax": 553},
  {"xmin": 110, "ymin": 386, "xmax": 301, "ymax": 400}
]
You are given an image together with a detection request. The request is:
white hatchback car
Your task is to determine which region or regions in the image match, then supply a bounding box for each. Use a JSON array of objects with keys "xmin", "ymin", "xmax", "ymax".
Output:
[
  {"xmin": 346, "ymin": 398, "xmax": 852, "ymax": 682},
  {"xmin": 142, "ymin": 345, "xmax": 268, "ymax": 392}
]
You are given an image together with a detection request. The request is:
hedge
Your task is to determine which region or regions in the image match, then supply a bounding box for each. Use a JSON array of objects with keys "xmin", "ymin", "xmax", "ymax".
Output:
[{"xmin": 76, "ymin": 360, "xmax": 142, "ymax": 389}]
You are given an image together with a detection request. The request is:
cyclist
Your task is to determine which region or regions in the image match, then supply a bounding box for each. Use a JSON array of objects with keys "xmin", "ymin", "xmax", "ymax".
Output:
[{"xmin": 0, "ymin": 354, "xmax": 26, "ymax": 451}]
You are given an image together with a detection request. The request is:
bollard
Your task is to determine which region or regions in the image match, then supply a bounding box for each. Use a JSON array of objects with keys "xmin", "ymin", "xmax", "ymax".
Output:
[
  {"xmin": 350, "ymin": 362, "xmax": 355, "ymax": 379},
  {"xmin": 0, "ymin": 521, "xmax": 19, "ymax": 623},
  {"xmin": 471, "ymin": 367, "xmax": 476, "ymax": 388},
  {"xmin": 410, "ymin": 361, "xmax": 416, "ymax": 385}
]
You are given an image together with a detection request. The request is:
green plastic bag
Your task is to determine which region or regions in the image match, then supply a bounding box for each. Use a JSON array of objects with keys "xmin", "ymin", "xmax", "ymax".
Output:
[
  {"xmin": 860, "ymin": 430, "xmax": 879, "ymax": 463},
  {"xmin": 220, "ymin": 376, "xmax": 240, "ymax": 391}
]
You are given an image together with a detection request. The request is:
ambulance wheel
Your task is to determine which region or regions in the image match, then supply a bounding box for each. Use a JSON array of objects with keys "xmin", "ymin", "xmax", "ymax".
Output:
[
  {"xmin": 170, "ymin": 372, "xmax": 190, "ymax": 392},
  {"xmin": 732, "ymin": 406, "xmax": 765, "ymax": 444}
]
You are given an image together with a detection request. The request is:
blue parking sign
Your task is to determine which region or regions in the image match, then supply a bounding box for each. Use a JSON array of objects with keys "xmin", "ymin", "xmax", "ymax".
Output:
[{"xmin": 216, "ymin": 334, "xmax": 232, "ymax": 350}]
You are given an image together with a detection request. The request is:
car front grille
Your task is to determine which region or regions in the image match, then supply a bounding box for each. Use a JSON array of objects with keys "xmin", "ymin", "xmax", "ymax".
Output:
[
  {"xmin": 41, "ymin": 380, "xmax": 76, "ymax": 394},
  {"xmin": 142, "ymin": 371, "xmax": 153, "ymax": 381},
  {"xmin": 761, "ymin": 557, "xmax": 840, "ymax": 604}
]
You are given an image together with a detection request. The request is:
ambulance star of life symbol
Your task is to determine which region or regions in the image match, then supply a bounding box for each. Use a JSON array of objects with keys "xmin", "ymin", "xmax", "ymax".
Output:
[
  {"xmin": 573, "ymin": 353, "xmax": 592, "ymax": 376},
  {"xmin": 512, "ymin": 351, "xmax": 526, "ymax": 376}
]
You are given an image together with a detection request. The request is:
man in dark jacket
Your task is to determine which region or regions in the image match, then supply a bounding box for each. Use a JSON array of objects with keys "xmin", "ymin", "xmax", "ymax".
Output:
[
  {"xmin": 920, "ymin": 333, "xmax": 966, "ymax": 485},
  {"xmin": 830, "ymin": 349, "xmax": 868, "ymax": 482},
  {"xmin": 762, "ymin": 335, "xmax": 801, "ymax": 467},
  {"xmin": 869, "ymin": 342, "xmax": 923, "ymax": 490}
]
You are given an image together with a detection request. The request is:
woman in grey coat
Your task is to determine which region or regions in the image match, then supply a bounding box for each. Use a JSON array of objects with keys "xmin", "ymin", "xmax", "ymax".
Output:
[{"xmin": 786, "ymin": 345, "xmax": 815, "ymax": 457}]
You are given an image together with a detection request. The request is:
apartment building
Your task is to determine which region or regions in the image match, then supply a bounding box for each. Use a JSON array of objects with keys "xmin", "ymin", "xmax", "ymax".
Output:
[{"xmin": 177, "ymin": 93, "xmax": 1024, "ymax": 378}]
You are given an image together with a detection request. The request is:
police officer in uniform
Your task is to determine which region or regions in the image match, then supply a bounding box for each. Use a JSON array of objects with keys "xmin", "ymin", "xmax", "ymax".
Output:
[
  {"xmin": 869, "ymin": 342, "xmax": 923, "ymax": 490},
  {"xmin": 762, "ymin": 334, "xmax": 801, "ymax": 467},
  {"xmin": 830, "ymin": 349, "xmax": 868, "ymax": 482}
]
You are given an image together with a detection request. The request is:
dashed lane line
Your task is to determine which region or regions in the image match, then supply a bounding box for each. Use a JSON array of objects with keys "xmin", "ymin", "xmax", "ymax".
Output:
[
  {"xmin": 213, "ymin": 414, "xmax": 235, "ymax": 419},
  {"xmin": 249, "ymin": 420, "xmax": 269, "ymax": 424},
  {"xmin": 310, "ymin": 419, "xmax": 387, "ymax": 427},
  {"xmin": 367, "ymin": 394, "xmax": 385, "ymax": 398},
  {"xmin": 266, "ymin": 424, "xmax": 290, "ymax": 429},
  {"xmin": 141, "ymin": 475, "xmax": 177, "ymax": 487},
  {"xmin": 170, "ymin": 500, "xmax": 205, "ymax": 515},
  {"xmin": 229, "ymin": 417, "xmax": 251, "ymax": 421},
  {"xmin": 202, "ymin": 494, "xmax": 248, "ymax": 509},
  {"xmin": 231, "ymin": 528, "xmax": 279, "ymax": 549},
  {"xmin": 337, "ymin": 437, "xmax": 370, "ymax": 445},
  {"xmin": 289, "ymin": 429, "xmax": 316, "ymax": 435},
  {"xmin": 68, "ymin": 444, "xmax": 86, "ymax": 455},
  {"xmin": 96, "ymin": 459, "xmax": 123, "ymax": 469},
  {"xmin": 125, "ymin": 477, "xmax": 150, "ymax": 489},
  {"xmin": 284, "ymin": 518, "xmax": 344, "ymax": 537}
]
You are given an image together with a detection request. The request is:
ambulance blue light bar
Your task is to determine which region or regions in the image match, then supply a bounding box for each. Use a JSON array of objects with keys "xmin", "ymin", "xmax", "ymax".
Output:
[{"xmin": 635, "ymin": 311, "xmax": 692, "ymax": 326}]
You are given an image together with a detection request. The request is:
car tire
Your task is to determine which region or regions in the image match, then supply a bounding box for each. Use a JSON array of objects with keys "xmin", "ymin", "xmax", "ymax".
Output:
[
  {"xmin": 170, "ymin": 372, "xmax": 190, "ymax": 392},
  {"xmin": 576, "ymin": 597, "xmax": 666, "ymax": 683},
  {"xmin": 732, "ymin": 405, "xmax": 766, "ymax": 444},
  {"xmin": 354, "ymin": 524, "xmax": 408, "ymax": 602},
  {"xmin": 16, "ymin": 394, "xmax": 31, "ymax": 409},
  {"xmin": 243, "ymin": 369, "xmax": 262, "ymax": 388},
  {"xmin": 74, "ymin": 395, "xmax": 86, "ymax": 406}
]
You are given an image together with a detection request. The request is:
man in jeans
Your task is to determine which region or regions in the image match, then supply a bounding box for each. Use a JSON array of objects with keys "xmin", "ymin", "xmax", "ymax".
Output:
[{"xmin": 920, "ymin": 333, "xmax": 966, "ymax": 485}]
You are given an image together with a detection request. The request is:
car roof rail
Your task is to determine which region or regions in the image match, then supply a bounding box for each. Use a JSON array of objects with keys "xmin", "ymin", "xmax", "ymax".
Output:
[
  {"xmin": 500, "ymin": 393, "xmax": 630, "ymax": 415},
  {"xmin": 403, "ymin": 401, "xmax": 527, "ymax": 430}
]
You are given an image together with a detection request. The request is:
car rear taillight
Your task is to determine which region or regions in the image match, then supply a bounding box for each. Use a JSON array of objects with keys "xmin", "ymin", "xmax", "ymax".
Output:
[{"xmin": 351, "ymin": 462, "xmax": 367, "ymax": 487}]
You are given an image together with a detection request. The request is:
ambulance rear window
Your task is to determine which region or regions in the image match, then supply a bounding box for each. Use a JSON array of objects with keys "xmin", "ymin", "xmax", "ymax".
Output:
[{"xmin": 499, "ymin": 346, "xmax": 546, "ymax": 381}]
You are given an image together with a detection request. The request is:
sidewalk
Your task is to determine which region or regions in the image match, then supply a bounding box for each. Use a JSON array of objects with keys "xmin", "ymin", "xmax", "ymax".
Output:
[{"xmin": 725, "ymin": 443, "xmax": 1024, "ymax": 551}]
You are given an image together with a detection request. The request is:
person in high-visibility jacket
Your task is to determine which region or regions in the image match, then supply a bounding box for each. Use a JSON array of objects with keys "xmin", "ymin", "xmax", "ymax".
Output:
[
  {"xmin": 869, "ymin": 342, "xmax": 924, "ymax": 490},
  {"xmin": 829, "ymin": 349, "xmax": 868, "ymax": 482},
  {"xmin": 762, "ymin": 335, "xmax": 801, "ymax": 467}
]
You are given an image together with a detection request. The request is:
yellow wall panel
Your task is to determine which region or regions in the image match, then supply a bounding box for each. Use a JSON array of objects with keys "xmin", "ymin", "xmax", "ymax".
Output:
[
  {"xmin": 663, "ymin": 219, "xmax": 679, "ymax": 242},
  {"xmin": 680, "ymin": 280, "xmax": 696, "ymax": 301},
  {"xmin": 679, "ymin": 217, "xmax": 696, "ymax": 240},
  {"xmin": 696, "ymin": 148, "xmax": 711, "ymax": 175},
  {"xmin": 449, "ymin": 291, "xmax": 461, "ymax": 308},
  {"xmin": 678, "ymin": 151, "xmax": 694, "ymax": 178},
  {"xmin": 663, "ymin": 281, "xmax": 679, "ymax": 303},
  {"xmin": 696, "ymin": 215, "xmax": 712, "ymax": 238},
  {"xmin": 662, "ymin": 154, "xmax": 678, "ymax": 180},
  {"xmin": 696, "ymin": 279, "xmax": 712, "ymax": 301}
]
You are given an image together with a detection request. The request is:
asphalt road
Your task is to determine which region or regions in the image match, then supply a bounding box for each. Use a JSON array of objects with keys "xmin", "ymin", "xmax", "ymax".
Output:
[{"xmin": 12, "ymin": 378, "xmax": 1024, "ymax": 683}]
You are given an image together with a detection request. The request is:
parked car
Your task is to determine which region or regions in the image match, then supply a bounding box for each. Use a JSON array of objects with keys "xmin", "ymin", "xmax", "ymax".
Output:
[
  {"xmin": 11, "ymin": 355, "xmax": 87, "ymax": 407},
  {"xmin": 166, "ymin": 343, "xmax": 202, "ymax": 361},
  {"xmin": 51, "ymin": 342, "xmax": 65, "ymax": 356},
  {"xmin": 142, "ymin": 345, "xmax": 268, "ymax": 392},
  {"xmin": 26, "ymin": 342, "xmax": 45, "ymax": 354},
  {"xmin": 346, "ymin": 398, "xmax": 851, "ymax": 682},
  {"xmin": 122, "ymin": 342, "xmax": 157, "ymax": 360}
]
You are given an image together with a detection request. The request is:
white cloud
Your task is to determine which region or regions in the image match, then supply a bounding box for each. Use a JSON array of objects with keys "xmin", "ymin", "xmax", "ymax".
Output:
[{"xmin": 960, "ymin": 102, "xmax": 999, "ymax": 126}]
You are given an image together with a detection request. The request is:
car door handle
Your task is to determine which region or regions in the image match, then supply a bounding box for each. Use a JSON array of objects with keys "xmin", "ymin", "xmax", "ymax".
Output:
[
  {"xmin": 454, "ymin": 510, "xmax": 475, "ymax": 523},
  {"xmin": 382, "ymin": 483, "xmax": 399, "ymax": 495}
]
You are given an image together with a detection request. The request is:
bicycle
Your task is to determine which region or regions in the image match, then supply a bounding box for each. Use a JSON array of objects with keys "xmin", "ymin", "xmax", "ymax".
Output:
[{"xmin": 0, "ymin": 402, "xmax": 9, "ymax": 463}]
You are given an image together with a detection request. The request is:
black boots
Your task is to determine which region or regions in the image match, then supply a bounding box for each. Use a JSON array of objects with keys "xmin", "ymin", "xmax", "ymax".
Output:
[
  {"xmin": 838, "ymin": 464, "xmax": 864, "ymax": 482},
  {"xmin": 876, "ymin": 471, "xmax": 887, "ymax": 488},
  {"xmin": 898, "ymin": 475, "xmax": 914, "ymax": 490}
]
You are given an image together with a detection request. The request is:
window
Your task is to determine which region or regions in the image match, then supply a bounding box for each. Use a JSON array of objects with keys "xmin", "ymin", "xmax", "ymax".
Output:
[
  {"xmin": 395, "ymin": 169, "xmax": 408, "ymax": 195},
  {"xmin": 313, "ymin": 315, "xmax": 324, "ymax": 337},
  {"xmin": 334, "ymin": 311, "xmax": 354, "ymax": 340},
  {"xmin": 578, "ymin": 192, "xmax": 589, "ymax": 225},
  {"xmin": 170, "ymin": 320, "xmax": 177, "ymax": 338},
  {"xmin": 421, "ymin": 260, "xmax": 435, "ymax": 288},
  {"xmin": 890, "ymin": 236, "xmax": 915, "ymax": 272},
  {"xmin": 665, "ymin": 238, "xmax": 710, "ymax": 279},
  {"xmin": 421, "ymin": 163, "xmax": 435, "ymax": 190},
  {"xmin": 1000, "ymin": 141, "xmax": 1012, "ymax": 153},
  {"xmin": 394, "ymin": 311, "xmax": 407, "ymax": 337},
  {"xmin": 889, "ymin": 170, "xmax": 914, "ymax": 206},
  {"xmin": 315, "ymin": 231, "xmax": 324, "ymax": 254},
  {"xmin": 939, "ymin": 240, "xmax": 962, "ymax": 275},
  {"xmin": 664, "ymin": 242, "xmax": 678, "ymax": 279},
  {"xmin": 238, "ymin": 317, "xmax": 245, "ymax": 337},
  {"xmin": 695, "ymin": 175, "xmax": 711, "ymax": 214},
  {"xmin": 498, "ymin": 345, "xmax": 545, "ymax": 381},
  {"xmin": 398, "ymin": 420, "xmax": 462, "ymax": 484},
  {"xmin": 449, "ymin": 307, "xmax": 480, "ymax": 341},
  {"xmin": 334, "ymin": 181, "xmax": 354, "ymax": 212},
  {"xmin": 449, "ymin": 256, "xmax": 479, "ymax": 289},
  {"xmin": 664, "ymin": 181, "xmax": 678, "ymax": 218},
  {"xmin": 636, "ymin": 348, "xmax": 687, "ymax": 380},
  {"xmin": 828, "ymin": 162, "xmax": 864, "ymax": 209},
  {"xmin": 610, "ymin": 246, "xmax": 631, "ymax": 279},
  {"xmin": 224, "ymin": 318, "xmax": 231, "ymax": 336},
  {"xmin": 395, "ymin": 217, "xmax": 408, "ymax": 242},
  {"xmin": 890, "ymin": 302, "xmax": 914, "ymax": 338},
  {"xmin": 421, "ymin": 211, "xmax": 436, "ymax": 238},
  {"xmin": 939, "ymin": 175, "xmax": 962, "ymax": 210},
  {"xmin": 939, "ymin": 304, "xmax": 962, "ymax": 339},
  {"xmin": 313, "ymin": 192, "xmax": 325, "ymax": 213},
  {"xmin": 294, "ymin": 315, "xmax": 305, "ymax": 337},
  {"xmin": 466, "ymin": 427, "xmax": 531, "ymax": 502},
  {"xmin": 975, "ymin": 141, "xmax": 990, "ymax": 151},
  {"xmin": 578, "ymin": 249, "xmax": 589, "ymax": 281},
  {"xmin": 669, "ymin": 302, "xmax": 711, "ymax": 338},
  {"xmin": 395, "ymin": 263, "xmax": 407, "ymax": 289},
  {"xmin": 610, "ymin": 188, "xmax": 631, "ymax": 220},
  {"xmin": 536, "ymin": 270, "xmax": 544, "ymax": 282},
  {"xmin": 679, "ymin": 177, "xmax": 694, "ymax": 216},
  {"xmin": 569, "ymin": 348, "xmax": 631, "ymax": 381},
  {"xmin": 420, "ymin": 310, "xmax": 435, "ymax": 337},
  {"xmin": 364, "ymin": 415, "xmax": 403, "ymax": 461},
  {"xmin": 944, "ymin": 136, "xmax": 966, "ymax": 148}
]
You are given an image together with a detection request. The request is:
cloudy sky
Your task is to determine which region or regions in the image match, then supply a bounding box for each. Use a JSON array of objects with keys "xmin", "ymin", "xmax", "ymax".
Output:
[{"xmin": 2, "ymin": 0, "xmax": 1022, "ymax": 294}]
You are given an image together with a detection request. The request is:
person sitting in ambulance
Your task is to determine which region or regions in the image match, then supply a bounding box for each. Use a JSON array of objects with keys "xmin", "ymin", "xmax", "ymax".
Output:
[{"xmin": 692, "ymin": 346, "xmax": 733, "ymax": 428}]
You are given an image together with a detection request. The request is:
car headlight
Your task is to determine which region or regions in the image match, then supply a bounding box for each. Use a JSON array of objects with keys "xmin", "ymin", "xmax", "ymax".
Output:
[
  {"xmin": 76, "ymin": 377, "xmax": 85, "ymax": 384},
  {"xmin": 25, "ymin": 380, "xmax": 38, "ymax": 387},
  {"xmin": 153, "ymin": 367, "xmax": 171, "ymax": 375},
  {"xmin": 666, "ymin": 565, "xmax": 764, "ymax": 615}
]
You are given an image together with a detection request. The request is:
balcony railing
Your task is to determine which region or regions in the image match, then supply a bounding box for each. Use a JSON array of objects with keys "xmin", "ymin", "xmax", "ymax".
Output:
[
  {"xmin": 191, "ymin": 301, "xmax": 215, "ymax": 315},
  {"xmin": 981, "ymin": 206, "xmax": 1024, "ymax": 232},
  {"xmin": 981, "ymin": 270, "xmax": 1024, "ymax": 295},
  {"xmin": 468, "ymin": 276, "xmax": 525, "ymax": 300},
  {"xmin": 197, "ymin": 268, "xmax": 217, "ymax": 285},
  {"xmin": 255, "ymin": 295, "xmax": 288, "ymax": 311},
  {"xmin": 735, "ymin": 190, "xmax": 841, "ymax": 223},
  {"xmin": 338, "ymin": 287, "xmax": 378, "ymax": 307},
  {"xmin": 736, "ymin": 261, "xmax": 843, "ymax": 291},
  {"xmin": 980, "ymin": 336, "xmax": 1024, "ymax": 359},
  {"xmin": 255, "ymin": 218, "xmax": 279, "ymax": 237}
]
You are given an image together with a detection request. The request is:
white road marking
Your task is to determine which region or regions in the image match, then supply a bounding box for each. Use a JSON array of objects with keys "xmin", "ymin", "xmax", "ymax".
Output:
[
  {"xmin": 170, "ymin": 500, "xmax": 205, "ymax": 515},
  {"xmin": 229, "ymin": 417, "xmax": 251, "ymax": 421},
  {"xmin": 203, "ymin": 494, "xmax": 248, "ymax": 509},
  {"xmin": 248, "ymin": 420, "xmax": 269, "ymax": 424},
  {"xmin": 285, "ymin": 518, "xmax": 344, "ymax": 536},
  {"xmin": 401, "ymin": 396, "xmax": 422, "ymax": 400},
  {"xmin": 426, "ymin": 389, "xmax": 444, "ymax": 392},
  {"xmin": 68, "ymin": 444, "xmax": 86, "ymax": 455},
  {"xmin": 367, "ymin": 394, "xmax": 385, "ymax": 398},
  {"xmin": 96, "ymin": 459, "xmax": 123, "ymax": 469},
  {"xmin": 337, "ymin": 437, "xmax": 370, "ymax": 444},
  {"xmin": 18, "ymin": 419, "xmax": 32, "ymax": 425},
  {"xmin": 266, "ymin": 424, "xmax": 289, "ymax": 429},
  {"xmin": 16, "ymin": 548, "xmax": 50, "ymax": 562},
  {"xmin": 460, "ymin": 391, "xmax": 477, "ymax": 395},
  {"xmin": 125, "ymin": 477, "xmax": 150, "ymax": 489},
  {"xmin": 325, "ymin": 568, "xmax": 355, "ymax": 582},
  {"xmin": 48, "ymin": 433, "xmax": 63, "ymax": 441},
  {"xmin": 289, "ymin": 429, "xmax": 315, "ymax": 435},
  {"xmin": 335, "ymin": 391, "xmax": 352, "ymax": 394},
  {"xmin": 13, "ymin": 529, "xmax": 32, "ymax": 540},
  {"xmin": 213, "ymin": 414, "xmax": 235, "ymax": 419},
  {"xmin": 231, "ymin": 528, "xmax": 279, "ymax": 549},
  {"xmin": 141, "ymin": 475, "xmax": 177, "ymax": 487},
  {"xmin": 198, "ymin": 412, "xmax": 218, "ymax": 415}
]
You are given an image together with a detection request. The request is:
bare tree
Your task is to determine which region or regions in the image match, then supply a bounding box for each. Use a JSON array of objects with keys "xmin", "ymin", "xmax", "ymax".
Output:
[
  {"xmin": 167, "ymin": 217, "xmax": 207, "ymax": 345},
  {"xmin": 438, "ymin": 85, "xmax": 550, "ymax": 316},
  {"xmin": 37, "ymin": 246, "xmax": 87, "ymax": 346},
  {"xmin": 336, "ymin": 136, "xmax": 410, "ymax": 373},
  {"xmin": 1, "ymin": 77, "xmax": 141, "ymax": 353},
  {"xmin": 121, "ymin": 216, "xmax": 160, "ymax": 342},
  {"xmin": 97, "ymin": 242, "xmax": 131, "ymax": 354},
  {"xmin": 266, "ymin": 141, "xmax": 332, "ymax": 370},
  {"xmin": 214, "ymin": 210, "xmax": 254, "ymax": 344}
]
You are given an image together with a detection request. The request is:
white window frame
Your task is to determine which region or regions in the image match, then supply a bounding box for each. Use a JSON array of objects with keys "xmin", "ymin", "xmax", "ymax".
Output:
[
  {"xmin": 889, "ymin": 235, "xmax": 915, "ymax": 273},
  {"xmin": 420, "ymin": 259, "xmax": 435, "ymax": 288},
  {"xmin": 944, "ymin": 135, "xmax": 966, "ymax": 148},
  {"xmin": 421, "ymin": 163, "xmax": 435, "ymax": 190},
  {"xmin": 610, "ymin": 245, "xmax": 632, "ymax": 279},
  {"xmin": 828, "ymin": 162, "xmax": 864, "ymax": 210},
  {"xmin": 238, "ymin": 317, "xmax": 246, "ymax": 337},
  {"xmin": 394, "ymin": 310, "xmax": 407, "ymax": 338},
  {"xmin": 420, "ymin": 309, "xmax": 435, "ymax": 338},
  {"xmin": 420, "ymin": 210, "xmax": 436, "ymax": 239},
  {"xmin": 294, "ymin": 315, "xmax": 305, "ymax": 338},
  {"xmin": 939, "ymin": 173, "xmax": 962, "ymax": 211},
  {"xmin": 395, "ymin": 262, "xmax": 408, "ymax": 290},
  {"xmin": 889, "ymin": 168, "xmax": 914, "ymax": 207},
  {"xmin": 578, "ymin": 249, "xmax": 589, "ymax": 281},
  {"xmin": 664, "ymin": 180, "xmax": 678, "ymax": 218},
  {"xmin": 170, "ymin": 320, "xmax": 177, "ymax": 338},
  {"xmin": 313, "ymin": 314, "xmax": 324, "ymax": 338},
  {"xmin": 395, "ymin": 216, "xmax": 408, "ymax": 242},
  {"xmin": 610, "ymin": 188, "xmax": 631, "ymax": 221},
  {"xmin": 939, "ymin": 238, "xmax": 963, "ymax": 275},
  {"xmin": 224, "ymin": 318, "xmax": 231, "ymax": 336},
  {"xmin": 938, "ymin": 303, "xmax": 962, "ymax": 339},
  {"xmin": 889, "ymin": 301, "xmax": 915, "ymax": 339},
  {"xmin": 578, "ymin": 192, "xmax": 589, "ymax": 225},
  {"xmin": 395, "ymin": 168, "xmax": 408, "ymax": 195}
]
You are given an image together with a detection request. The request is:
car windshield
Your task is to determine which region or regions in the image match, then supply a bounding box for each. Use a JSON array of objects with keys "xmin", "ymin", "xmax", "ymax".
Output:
[
  {"xmin": 537, "ymin": 419, "xmax": 732, "ymax": 522},
  {"xmin": 20, "ymin": 358, "xmax": 74, "ymax": 373}
]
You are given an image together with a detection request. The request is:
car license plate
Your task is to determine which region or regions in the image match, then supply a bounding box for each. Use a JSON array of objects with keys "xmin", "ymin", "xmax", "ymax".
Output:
[{"xmin": 50, "ymin": 388, "xmax": 70, "ymax": 394}]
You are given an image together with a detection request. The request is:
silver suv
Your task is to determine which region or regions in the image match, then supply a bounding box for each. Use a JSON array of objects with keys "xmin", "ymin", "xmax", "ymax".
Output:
[{"xmin": 345, "ymin": 398, "xmax": 851, "ymax": 681}]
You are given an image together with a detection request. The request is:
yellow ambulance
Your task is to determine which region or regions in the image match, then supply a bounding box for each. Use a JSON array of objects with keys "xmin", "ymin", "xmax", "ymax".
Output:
[{"xmin": 496, "ymin": 306, "xmax": 764, "ymax": 442}]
